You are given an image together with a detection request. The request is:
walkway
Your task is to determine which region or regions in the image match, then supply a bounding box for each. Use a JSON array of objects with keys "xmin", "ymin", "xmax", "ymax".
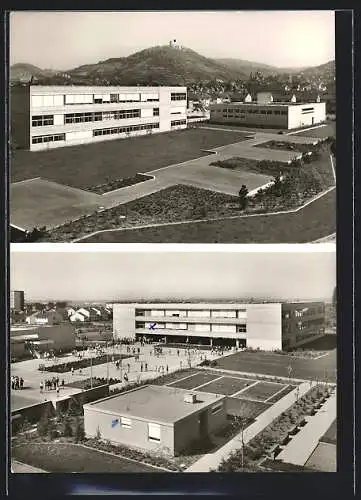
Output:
[
  {"xmin": 276, "ymin": 391, "xmax": 336, "ymax": 466},
  {"xmin": 11, "ymin": 460, "xmax": 47, "ymax": 473},
  {"xmin": 186, "ymin": 381, "xmax": 315, "ymax": 472}
]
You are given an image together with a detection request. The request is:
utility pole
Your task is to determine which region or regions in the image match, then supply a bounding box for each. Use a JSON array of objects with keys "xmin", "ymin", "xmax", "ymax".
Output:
[
  {"xmin": 90, "ymin": 354, "xmax": 93, "ymax": 389},
  {"xmin": 106, "ymin": 341, "xmax": 109, "ymax": 385}
]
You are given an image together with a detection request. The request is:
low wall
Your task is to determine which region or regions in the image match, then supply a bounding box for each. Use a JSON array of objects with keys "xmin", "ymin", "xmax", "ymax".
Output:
[
  {"xmin": 53, "ymin": 384, "xmax": 110, "ymax": 413},
  {"xmin": 11, "ymin": 400, "xmax": 54, "ymax": 432}
]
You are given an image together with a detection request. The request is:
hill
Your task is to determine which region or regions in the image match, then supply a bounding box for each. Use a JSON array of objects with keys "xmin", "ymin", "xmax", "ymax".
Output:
[
  {"xmin": 299, "ymin": 60, "xmax": 335, "ymax": 78},
  {"xmin": 68, "ymin": 45, "xmax": 249, "ymax": 85},
  {"xmin": 10, "ymin": 63, "xmax": 60, "ymax": 82}
]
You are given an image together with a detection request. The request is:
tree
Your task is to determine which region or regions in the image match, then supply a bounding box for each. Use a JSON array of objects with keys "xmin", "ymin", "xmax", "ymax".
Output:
[
  {"xmin": 74, "ymin": 417, "xmax": 85, "ymax": 443},
  {"xmin": 330, "ymin": 138, "xmax": 336, "ymax": 157},
  {"xmin": 238, "ymin": 185, "xmax": 249, "ymax": 210},
  {"xmin": 62, "ymin": 416, "xmax": 73, "ymax": 437},
  {"xmin": 95, "ymin": 425, "xmax": 102, "ymax": 440},
  {"xmin": 37, "ymin": 409, "xmax": 50, "ymax": 437}
]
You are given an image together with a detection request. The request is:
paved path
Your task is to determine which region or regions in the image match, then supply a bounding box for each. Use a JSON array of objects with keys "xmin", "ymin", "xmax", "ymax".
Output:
[
  {"xmin": 11, "ymin": 460, "xmax": 47, "ymax": 473},
  {"xmin": 277, "ymin": 391, "xmax": 337, "ymax": 466},
  {"xmin": 186, "ymin": 381, "xmax": 315, "ymax": 472}
]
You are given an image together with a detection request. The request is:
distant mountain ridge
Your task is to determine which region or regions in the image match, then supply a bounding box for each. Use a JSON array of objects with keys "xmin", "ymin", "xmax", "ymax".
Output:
[{"xmin": 10, "ymin": 45, "xmax": 335, "ymax": 85}]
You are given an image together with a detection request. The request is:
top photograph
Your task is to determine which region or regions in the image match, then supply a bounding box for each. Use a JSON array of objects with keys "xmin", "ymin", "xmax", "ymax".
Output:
[{"xmin": 9, "ymin": 10, "xmax": 336, "ymax": 244}]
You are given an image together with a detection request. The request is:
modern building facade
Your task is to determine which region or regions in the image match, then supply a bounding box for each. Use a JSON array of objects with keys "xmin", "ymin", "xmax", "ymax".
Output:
[
  {"xmin": 10, "ymin": 323, "xmax": 76, "ymax": 358},
  {"xmin": 83, "ymin": 385, "xmax": 227, "ymax": 456},
  {"xmin": 11, "ymin": 85, "xmax": 187, "ymax": 151},
  {"xmin": 10, "ymin": 290, "xmax": 25, "ymax": 312},
  {"xmin": 113, "ymin": 301, "xmax": 325, "ymax": 351},
  {"xmin": 210, "ymin": 92, "xmax": 326, "ymax": 130}
]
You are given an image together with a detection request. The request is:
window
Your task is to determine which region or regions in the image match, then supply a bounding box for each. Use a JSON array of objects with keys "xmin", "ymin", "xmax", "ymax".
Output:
[
  {"xmin": 32, "ymin": 133, "xmax": 65, "ymax": 144},
  {"xmin": 32, "ymin": 115, "xmax": 54, "ymax": 127},
  {"xmin": 171, "ymin": 119, "xmax": 186, "ymax": 127},
  {"xmin": 135, "ymin": 322, "xmax": 145, "ymax": 328},
  {"xmin": 267, "ymin": 110, "xmax": 272, "ymax": 115},
  {"xmin": 274, "ymin": 110, "xmax": 281, "ymax": 115},
  {"xmin": 260, "ymin": 110, "xmax": 266, "ymax": 114},
  {"xmin": 153, "ymin": 108, "xmax": 159, "ymax": 116},
  {"xmin": 120, "ymin": 417, "xmax": 132, "ymax": 429},
  {"xmin": 211, "ymin": 403, "xmax": 223, "ymax": 415},
  {"xmin": 92, "ymin": 122, "xmax": 159, "ymax": 137},
  {"xmin": 110, "ymin": 94, "xmax": 119, "ymax": 103},
  {"xmin": 171, "ymin": 92, "xmax": 186, "ymax": 101},
  {"xmin": 281, "ymin": 111, "xmax": 287, "ymax": 115},
  {"xmin": 211, "ymin": 310, "xmax": 236, "ymax": 318},
  {"xmin": 237, "ymin": 325, "xmax": 247, "ymax": 333},
  {"xmin": 148, "ymin": 423, "xmax": 160, "ymax": 442},
  {"xmin": 212, "ymin": 324, "xmax": 236, "ymax": 333},
  {"xmin": 188, "ymin": 310, "xmax": 210, "ymax": 318}
]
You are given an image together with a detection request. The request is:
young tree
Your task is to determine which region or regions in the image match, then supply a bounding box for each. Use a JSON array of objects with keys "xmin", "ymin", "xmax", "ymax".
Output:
[
  {"xmin": 62, "ymin": 416, "xmax": 73, "ymax": 437},
  {"xmin": 74, "ymin": 417, "xmax": 85, "ymax": 443},
  {"xmin": 238, "ymin": 185, "xmax": 249, "ymax": 210},
  {"xmin": 37, "ymin": 408, "xmax": 50, "ymax": 437}
]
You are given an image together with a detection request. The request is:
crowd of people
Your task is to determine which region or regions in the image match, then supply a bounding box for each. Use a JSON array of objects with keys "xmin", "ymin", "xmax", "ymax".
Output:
[
  {"xmin": 11, "ymin": 376, "xmax": 24, "ymax": 390},
  {"xmin": 40, "ymin": 377, "xmax": 65, "ymax": 394}
]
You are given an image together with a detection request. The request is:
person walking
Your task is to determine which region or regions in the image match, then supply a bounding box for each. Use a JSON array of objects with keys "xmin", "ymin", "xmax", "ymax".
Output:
[
  {"xmin": 71, "ymin": 367, "xmax": 74, "ymax": 376},
  {"xmin": 61, "ymin": 379, "xmax": 65, "ymax": 389},
  {"xmin": 56, "ymin": 387, "xmax": 60, "ymax": 397},
  {"xmin": 166, "ymin": 365, "xmax": 169, "ymax": 374},
  {"xmin": 40, "ymin": 381, "xmax": 44, "ymax": 393},
  {"xmin": 145, "ymin": 362, "xmax": 148, "ymax": 372},
  {"xmin": 20, "ymin": 377, "xmax": 24, "ymax": 390},
  {"xmin": 56, "ymin": 377, "xmax": 59, "ymax": 388},
  {"xmin": 141, "ymin": 363, "xmax": 143, "ymax": 373}
]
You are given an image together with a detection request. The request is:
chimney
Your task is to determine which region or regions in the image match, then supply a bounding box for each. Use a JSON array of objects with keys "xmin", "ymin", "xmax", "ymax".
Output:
[{"xmin": 184, "ymin": 393, "xmax": 197, "ymax": 404}]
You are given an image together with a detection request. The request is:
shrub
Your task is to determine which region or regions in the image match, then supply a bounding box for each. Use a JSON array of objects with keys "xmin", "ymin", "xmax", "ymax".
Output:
[
  {"xmin": 62, "ymin": 417, "xmax": 73, "ymax": 437},
  {"xmin": 95, "ymin": 426, "xmax": 102, "ymax": 440}
]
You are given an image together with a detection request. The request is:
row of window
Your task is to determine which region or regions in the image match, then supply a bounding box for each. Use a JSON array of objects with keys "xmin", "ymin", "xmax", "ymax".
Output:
[
  {"xmin": 171, "ymin": 93, "xmax": 187, "ymax": 101},
  {"xmin": 64, "ymin": 109, "xmax": 142, "ymax": 124},
  {"xmin": 32, "ymin": 94, "xmax": 161, "ymax": 108},
  {"xmin": 32, "ymin": 133, "xmax": 65, "ymax": 144},
  {"xmin": 32, "ymin": 115, "xmax": 54, "ymax": 127},
  {"xmin": 171, "ymin": 119, "xmax": 187, "ymax": 127},
  {"xmin": 136, "ymin": 309, "xmax": 247, "ymax": 318},
  {"xmin": 135, "ymin": 321, "xmax": 247, "ymax": 333},
  {"xmin": 93, "ymin": 122, "xmax": 159, "ymax": 136},
  {"xmin": 220, "ymin": 108, "xmax": 288, "ymax": 116}
]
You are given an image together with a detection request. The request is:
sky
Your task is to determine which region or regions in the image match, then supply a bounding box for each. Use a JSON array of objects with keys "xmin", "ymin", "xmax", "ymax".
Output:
[
  {"xmin": 10, "ymin": 247, "xmax": 336, "ymax": 302},
  {"xmin": 10, "ymin": 10, "xmax": 335, "ymax": 70}
]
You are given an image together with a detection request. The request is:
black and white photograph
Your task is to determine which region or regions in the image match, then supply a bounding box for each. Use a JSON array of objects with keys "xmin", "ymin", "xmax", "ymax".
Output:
[
  {"xmin": 9, "ymin": 10, "xmax": 336, "ymax": 244},
  {"xmin": 10, "ymin": 246, "xmax": 336, "ymax": 474}
]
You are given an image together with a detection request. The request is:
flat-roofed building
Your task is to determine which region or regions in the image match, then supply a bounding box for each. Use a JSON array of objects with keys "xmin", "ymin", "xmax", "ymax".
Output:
[
  {"xmin": 11, "ymin": 85, "xmax": 187, "ymax": 151},
  {"xmin": 10, "ymin": 290, "xmax": 25, "ymax": 311},
  {"xmin": 83, "ymin": 385, "xmax": 227, "ymax": 456},
  {"xmin": 112, "ymin": 301, "xmax": 325, "ymax": 351},
  {"xmin": 210, "ymin": 92, "xmax": 326, "ymax": 130},
  {"xmin": 10, "ymin": 323, "xmax": 76, "ymax": 357}
]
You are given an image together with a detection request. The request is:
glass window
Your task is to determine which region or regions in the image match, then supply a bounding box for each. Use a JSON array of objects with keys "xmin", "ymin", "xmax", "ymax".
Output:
[
  {"xmin": 148, "ymin": 423, "xmax": 160, "ymax": 442},
  {"xmin": 120, "ymin": 417, "xmax": 131, "ymax": 429}
]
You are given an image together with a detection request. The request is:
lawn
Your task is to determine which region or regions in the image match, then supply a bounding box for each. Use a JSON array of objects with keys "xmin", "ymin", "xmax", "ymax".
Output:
[
  {"xmin": 168, "ymin": 372, "xmax": 220, "ymax": 390},
  {"xmin": 213, "ymin": 350, "xmax": 336, "ymax": 382},
  {"xmin": 292, "ymin": 122, "xmax": 335, "ymax": 139},
  {"xmin": 80, "ymin": 187, "xmax": 335, "ymax": 243},
  {"xmin": 11, "ymin": 128, "xmax": 249, "ymax": 189},
  {"xmin": 266, "ymin": 385, "xmax": 296, "ymax": 404},
  {"xmin": 236, "ymin": 381, "xmax": 286, "ymax": 402},
  {"xmin": 197, "ymin": 376, "xmax": 251, "ymax": 396},
  {"xmin": 11, "ymin": 442, "xmax": 161, "ymax": 473},
  {"xmin": 38, "ymin": 185, "xmax": 239, "ymax": 242}
]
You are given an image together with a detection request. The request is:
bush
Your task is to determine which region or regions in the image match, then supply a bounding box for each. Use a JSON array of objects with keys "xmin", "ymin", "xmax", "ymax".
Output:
[{"xmin": 63, "ymin": 417, "xmax": 73, "ymax": 437}]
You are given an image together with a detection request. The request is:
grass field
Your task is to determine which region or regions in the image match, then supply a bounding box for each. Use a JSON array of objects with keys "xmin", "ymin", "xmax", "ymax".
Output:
[
  {"xmin": 168, "ymin": 372, "xmax": 219, "ymax": 390},
  {"xmin": 11, "ymin": 128, "xmax": 249, "ymax": 189},
  {"xmin": 214, "ymin": 349, "xmax": 337, "ymax": 382},
  {"xmin": 197, "ymin": 376, "xmax": 252, "ymax": 396},
  {"xmin": 291, "ymin": 122, "xmax": 335, "ymax": 139},
  {"xmin": 11, "ymin": 442, "xmax": 161, "ymax": 473},
  {"xmin": 81, "ymin": 187, "xmax": 335, "ymax": 243},
  {"xmin": 236, "ymin": 381, "xmax": 286, "ymax": 401}
]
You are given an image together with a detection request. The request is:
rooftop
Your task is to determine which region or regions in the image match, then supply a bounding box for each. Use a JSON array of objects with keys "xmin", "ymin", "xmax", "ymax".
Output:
[{"xmin": 85, "ymin": 385, "xmax": 224, "ymax": 424}]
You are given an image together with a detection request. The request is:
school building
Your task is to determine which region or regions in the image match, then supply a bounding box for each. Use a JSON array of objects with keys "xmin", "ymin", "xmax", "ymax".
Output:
[
  {"xmin": 112, "ymin": 301, "xmax": 326, "ymax": 351},
  {"xmin": 10, "ymin": 85, "xmax": 187, "ymax": 151}
]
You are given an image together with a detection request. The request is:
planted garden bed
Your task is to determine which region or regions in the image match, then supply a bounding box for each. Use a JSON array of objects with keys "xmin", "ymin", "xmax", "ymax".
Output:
[
  {"xmin": 65, "ymin": 376, "xmax": 122, "ymax": 390},
  {"xmin": 38, "ymin": 353, "xmax": 130, "ymax": 373},
  {"xmin": 87, "ymin": 173, "xmax": 154, "ymax": 195}
]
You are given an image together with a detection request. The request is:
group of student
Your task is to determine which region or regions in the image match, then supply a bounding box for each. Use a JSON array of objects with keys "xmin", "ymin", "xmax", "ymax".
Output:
[
  {"xmin": 11, "ymin": 376, "xmax": 24, "ymax": 390},
  {"xmin": 40, "ymin": 377, "xmax": 65, "ymax": 394}
]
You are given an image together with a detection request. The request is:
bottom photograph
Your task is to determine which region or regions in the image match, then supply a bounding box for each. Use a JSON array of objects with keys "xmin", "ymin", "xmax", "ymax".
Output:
[{"xmin": 10, "ymin": 246, "xmax": 336, "ymax": 474}]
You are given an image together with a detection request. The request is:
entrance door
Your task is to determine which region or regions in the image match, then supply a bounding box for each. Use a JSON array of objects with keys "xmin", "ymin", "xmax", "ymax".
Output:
[{"xmin": 199, "ymin": 410, "xmax": 208, "ymax": 439}]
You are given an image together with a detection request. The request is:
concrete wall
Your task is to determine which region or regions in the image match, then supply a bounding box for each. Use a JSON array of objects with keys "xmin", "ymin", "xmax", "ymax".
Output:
[
  {"xmin": 83, "ymin": 407, "xmax": 175, "ymax": 455},
  {"xmin": 288, "ymin": 103, "xmax": 326, "ymax": 129},
  {"xmin": 11, "ymin": 400, "xmax": 54, "ymax": 429},
  {"xmin": 246, "ymin": 303, "xmax": 282, "ymax": 350},
  {"xmin": 173, "ymin": 397, "xmax": 227, "ymax": 455},
  {"xmin": 113, "ymin": 304, "xmax": 136, "ymax": 340},
  {"xmin": 10, "ymin": 86, "xmax": 30, "ymax": 149},
  {"xmin": 37, "ymin": 324, "xmax": 76, "ymax": 351},
  {"xmin": 54, "ymin": 384, "xmax": 110, "ymax": 413}
]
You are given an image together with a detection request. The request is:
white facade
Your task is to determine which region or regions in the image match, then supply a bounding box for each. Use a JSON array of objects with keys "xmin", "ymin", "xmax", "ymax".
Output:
[
  {"xmin": 210, "ymin": 99, "xmax": 326, "ymax": 130},
  {"xmin": 113, "ymin": 302, "xmax": 283, "ymax": 350},
  {"xmin": 20, "ymin": 85, "xmax": 187, "ymax": 151}
]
